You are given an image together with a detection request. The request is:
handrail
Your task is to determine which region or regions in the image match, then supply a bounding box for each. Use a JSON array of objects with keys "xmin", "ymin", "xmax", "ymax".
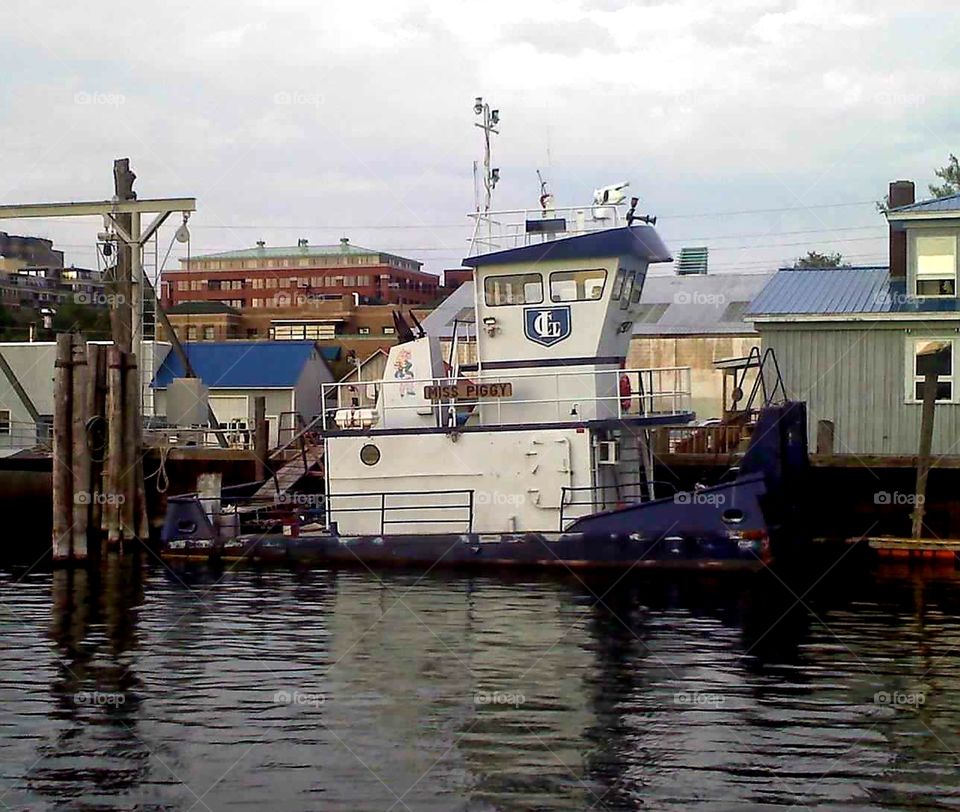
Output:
[
  {"xmin": 326, "ymin": 488, "xmax": 475, "ymax": 534},
  {"xmin": 269, "ymin": 412, "xmax": 324, "ymax": 460},
  {"xmin": 322, "ymin": 366, "xmax": 693, "ymax": 432},
  {"xmin": 559, "ymin": 480, "xmax": 678, "ymax": 531}
]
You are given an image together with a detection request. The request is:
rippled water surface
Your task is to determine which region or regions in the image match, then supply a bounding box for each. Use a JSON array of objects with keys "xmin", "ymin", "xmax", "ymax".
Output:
[{"xmin": 2, "ymin": 558, "xmax": 960, "ymax": 811}]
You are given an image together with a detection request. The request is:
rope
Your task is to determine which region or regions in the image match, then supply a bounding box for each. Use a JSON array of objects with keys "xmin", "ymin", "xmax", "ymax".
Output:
[{"xmin": 144, "ymin": 442, "xmax": 171, "ymax": 494}]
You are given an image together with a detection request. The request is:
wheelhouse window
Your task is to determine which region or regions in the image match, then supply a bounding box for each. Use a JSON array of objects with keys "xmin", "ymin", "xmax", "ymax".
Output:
[
  {"xmin": 619, "ymin": 270, "xmax": 635, "ymax": 310},
  {"xmin": 914, "ymin": 234, "xmax": 957, "ymax": 297},
  {"xmin": 549, "ymin": 269, "xmax": 607, "ymax": 302},
  {"xmin": 483, "ymin": 273, "xmax": 543, "ymax": 306},
  {"xmin": 911, "ymin": 339, "xmax": 953, "ymax": 402}
]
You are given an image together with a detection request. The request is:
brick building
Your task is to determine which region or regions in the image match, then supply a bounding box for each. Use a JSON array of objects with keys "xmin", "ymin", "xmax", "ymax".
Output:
[
  {"xmin": 159, "ymin": 296, "xmax": 431, "ymax": 376},
  {"xmin": 162, "ymin": 237, "xmax": 439, "ymax": 309}
]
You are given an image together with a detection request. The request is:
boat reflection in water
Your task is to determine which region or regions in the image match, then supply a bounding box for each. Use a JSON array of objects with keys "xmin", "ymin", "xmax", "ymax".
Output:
[{"xmin": 1, "ymin": 560, "xmax": 958, "ymax": 809}]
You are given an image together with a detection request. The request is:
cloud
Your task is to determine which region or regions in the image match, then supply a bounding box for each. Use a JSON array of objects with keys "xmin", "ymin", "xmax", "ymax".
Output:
[
  {"xmin": 502, "ymin": 19, "xmax": 617, "ymax": 55},
  {"xmin": 0, "ymin": 0, "xmax": 956, "ymax": 276}
]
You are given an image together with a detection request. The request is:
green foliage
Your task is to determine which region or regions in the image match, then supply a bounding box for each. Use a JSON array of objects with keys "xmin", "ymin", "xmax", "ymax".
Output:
[
  {"xmin": 793, "ymin": 251, "xmax": 844, "ymax": 269},
  {"xmin": 929, "ymin": 154, "xmax": 960, "ymax": 198},
  {"xmin": 51, "ymin": 300, "xmax": 112, "ymax": 337}
]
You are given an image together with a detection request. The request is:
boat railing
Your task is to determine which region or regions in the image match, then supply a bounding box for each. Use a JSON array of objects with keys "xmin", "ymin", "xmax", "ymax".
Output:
[
  {"xmin": 559, "ymin": 479, "xmax": 679, "ymax": 531},
  {"xmin": 0, "ymin": 418, "xmax": 52, "ymax": 450},
  {"xmin": 468, "ymin": 205, "xmax": 627, "ymax": 253},
  {"xmin": 321, "ymin": 365, "xmax": 692, "ymax": 432},
  {"xmin": 326, "ymin": 489, "xmax": 474, "ymax": 535}
]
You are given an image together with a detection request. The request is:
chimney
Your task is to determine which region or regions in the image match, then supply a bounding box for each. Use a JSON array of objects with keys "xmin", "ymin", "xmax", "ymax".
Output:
[{"xmin": 888, "ymin": 180, "xmax": 914, "ymax": 282}]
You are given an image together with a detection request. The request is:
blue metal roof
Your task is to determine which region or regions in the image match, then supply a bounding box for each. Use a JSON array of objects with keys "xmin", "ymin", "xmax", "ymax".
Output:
[
  {"xmin": 319, "ymin": 345, "xmax": 341, "ymax": 362},
  {"xmin": 152, "ymin": 341, "xmax": 319, "ymax": 388},
  {"xmin": 746, "ymin": 266, "xmax": 960, "ymax": 316},
  {"xmin": 889, "ymin": 193, "xmax": 960, "ymax": 214},
  {"xmin": 462, "ymin": 226, "xmax": 672, "ymax": 268}
]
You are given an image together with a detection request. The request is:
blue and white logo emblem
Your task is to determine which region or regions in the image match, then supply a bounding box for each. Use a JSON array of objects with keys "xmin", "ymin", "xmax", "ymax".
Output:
[{"xmin": 524, "ymin": 306, "xmax": 571, "ymax": 347}]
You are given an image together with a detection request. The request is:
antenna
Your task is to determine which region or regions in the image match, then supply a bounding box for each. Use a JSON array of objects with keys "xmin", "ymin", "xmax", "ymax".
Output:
[
  {"xmin": 537, "ymin": 169, "xmax": 554, "ymax": 213},
  {"xmin": 473, "ymin": 96, "xmax": 500, "ymax": 212}
]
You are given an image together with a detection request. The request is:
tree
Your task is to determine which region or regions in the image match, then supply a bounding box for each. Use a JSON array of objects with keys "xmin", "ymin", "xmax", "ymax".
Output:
[
  {"xmin": 929, "ymin": 154, "xmax": 960, "ymax": 198},
  {"xmin": 793, "ymin": 251, "xmax": 844, "ymax": 269},
  {"xmin": 877, "ymin": 154, "xmax": 960, "ymax": 212}
]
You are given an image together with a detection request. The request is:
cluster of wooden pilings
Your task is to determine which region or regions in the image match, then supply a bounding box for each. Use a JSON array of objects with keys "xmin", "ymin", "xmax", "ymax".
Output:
[{"xmin": 52, "ymin": 333, "xmax": 148, "ymax": 562}]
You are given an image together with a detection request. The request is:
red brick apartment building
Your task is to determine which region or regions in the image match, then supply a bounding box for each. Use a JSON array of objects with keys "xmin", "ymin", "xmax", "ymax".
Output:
[{"xmin": 162, "ymin": 238, "xmax": 440, "ymax": 309}]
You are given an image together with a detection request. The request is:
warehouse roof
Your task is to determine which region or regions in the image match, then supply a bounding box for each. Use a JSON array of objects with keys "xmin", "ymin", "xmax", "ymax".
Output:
[
  {"xmin": 746, "ymin": 266, "xmax": 960, "ymax": 318},
  {"xmin": 152, "ymin": 340, "xmax": 323, "ymax": 388}
]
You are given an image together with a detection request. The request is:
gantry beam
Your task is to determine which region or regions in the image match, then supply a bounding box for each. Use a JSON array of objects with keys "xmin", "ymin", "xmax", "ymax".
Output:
[{"xmin": 0, "ymin": 197, "xmax": 196, "ymax": 219}]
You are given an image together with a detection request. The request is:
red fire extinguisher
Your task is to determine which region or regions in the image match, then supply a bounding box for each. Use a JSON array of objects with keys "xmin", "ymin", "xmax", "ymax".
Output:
[{"xmin": 619, "ymin": 373, "xmax": 632, "ymax": 412}]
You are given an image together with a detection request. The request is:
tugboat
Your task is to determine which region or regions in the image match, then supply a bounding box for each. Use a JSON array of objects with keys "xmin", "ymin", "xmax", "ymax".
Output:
[{"xmin": 161, "ymin": 193, "xmax": 808, "ymax": 572}]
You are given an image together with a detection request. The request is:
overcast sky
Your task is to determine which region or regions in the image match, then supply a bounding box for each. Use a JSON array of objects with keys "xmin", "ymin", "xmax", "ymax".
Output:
[{"xmin": 1, "ymin": 0, "xmax": 958, "ymax": 277}]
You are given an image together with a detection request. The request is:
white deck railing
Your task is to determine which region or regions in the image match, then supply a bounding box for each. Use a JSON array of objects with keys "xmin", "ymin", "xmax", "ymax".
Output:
[
  {"xmin": 468, "ymin": 205, "xmax": 628, "ymax": 254},
  {"xmin": 321, "ymin": 366, "xmax": 692, "ymax": 432}
]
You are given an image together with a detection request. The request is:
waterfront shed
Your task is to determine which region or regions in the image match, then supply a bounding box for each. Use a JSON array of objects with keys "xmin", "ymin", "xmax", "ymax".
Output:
[
  {"xmin": 746, "ymin": 182, "xmax": 960, "ymax": 456},
  {"xmin": 151, "ymin": 340, "xmax": 333, "ymax": 446}
]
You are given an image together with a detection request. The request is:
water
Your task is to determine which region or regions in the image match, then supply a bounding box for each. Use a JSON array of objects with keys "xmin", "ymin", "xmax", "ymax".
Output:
[{"xmin": 2, "ymin": 558, "xmax": 960, "ymax": 811}]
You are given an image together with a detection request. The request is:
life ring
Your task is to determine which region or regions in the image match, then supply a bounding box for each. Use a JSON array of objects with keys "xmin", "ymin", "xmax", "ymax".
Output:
[{"xmin": 619, "ymin": 374, "xmax": 632, "ymax": 412}]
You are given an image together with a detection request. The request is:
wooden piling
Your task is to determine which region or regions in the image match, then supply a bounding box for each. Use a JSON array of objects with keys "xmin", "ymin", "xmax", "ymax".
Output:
[
  {"xmin": 911, "ymin": 370, "xmax": 938, "ymax": 539},
  {"xmin": 254, "ymin": 396, "xmax": 268, "ymax": 482},
  {"xmin": 104, "ymin": 346, "xmax": 124, "ymax": 545},
  {"xmin": 120, "ymin": 353, "xmax": 137, "ymax": 540},
  {"xmin": 52, "ymin": 334, "xmax": 74, "ymax": 560},
  {"xmin": 70, "ymin": 335, "xmax": 90, "ymax": 560},
  {"xmin": 87, "ymin": 345, "xmax": 106, "ymax": 539}
]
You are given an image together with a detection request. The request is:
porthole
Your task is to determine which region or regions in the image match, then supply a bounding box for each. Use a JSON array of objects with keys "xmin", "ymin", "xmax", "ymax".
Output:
[
  {"xmin": 721, "ymin": 508, "xmax": 745, "ymax": 525},
  {"xmin": 360, "ymin": 444, "xmax": 381, "ymax": 466}
]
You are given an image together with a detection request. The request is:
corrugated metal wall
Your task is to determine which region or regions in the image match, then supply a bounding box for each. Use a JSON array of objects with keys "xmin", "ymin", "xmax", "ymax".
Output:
[{"xmin": 760, "ymin": 322, "xmax": 960, "ymax": 456}]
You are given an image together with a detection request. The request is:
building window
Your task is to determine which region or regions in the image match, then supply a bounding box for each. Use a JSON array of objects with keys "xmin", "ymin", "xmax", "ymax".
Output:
[
  {"xmin": 913, "ymin": 234, "xmax": 958, "ymax": 297},
  {"xmin": 358, "ymin": 326, "xmax": 370, "ymax": 335},
  {"xmin": 382, "ymin": 326, "xmax": 396, "ymax": 335},
  {"xmin": 549, "ymin": 269, "xmax": 607, "ymax": 302},
  {"xmin": 252, "ymin": 278, "xmax": 264, "ymax": 289},
  {"xmin": 247, "ymin": 328, "xmax": 258, "ymax": 338},
  {"xmin": 187, "ymin": 326, "xmax": 198, "ymax": 341},
  {"xmin": 177, "ymin": 280, "xmax": 189, "ymax": 291},
  {"xmin": 0, "ymin": 409, "xmax": 9, "ymax": 436},
  {"xmin": 908, "ymin": 338, "xmax": 954, "ymax": 402},
  {"xmin": 266, "ymin": 278, "xmax": 278, "ymax": 289},
  {"xmin": 483, "ymin": 273, "xmax": 543, "ymax": 306},
  {"xmin": 203, "ymin": 326, "xmax": 215, "ymax": 340}
]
